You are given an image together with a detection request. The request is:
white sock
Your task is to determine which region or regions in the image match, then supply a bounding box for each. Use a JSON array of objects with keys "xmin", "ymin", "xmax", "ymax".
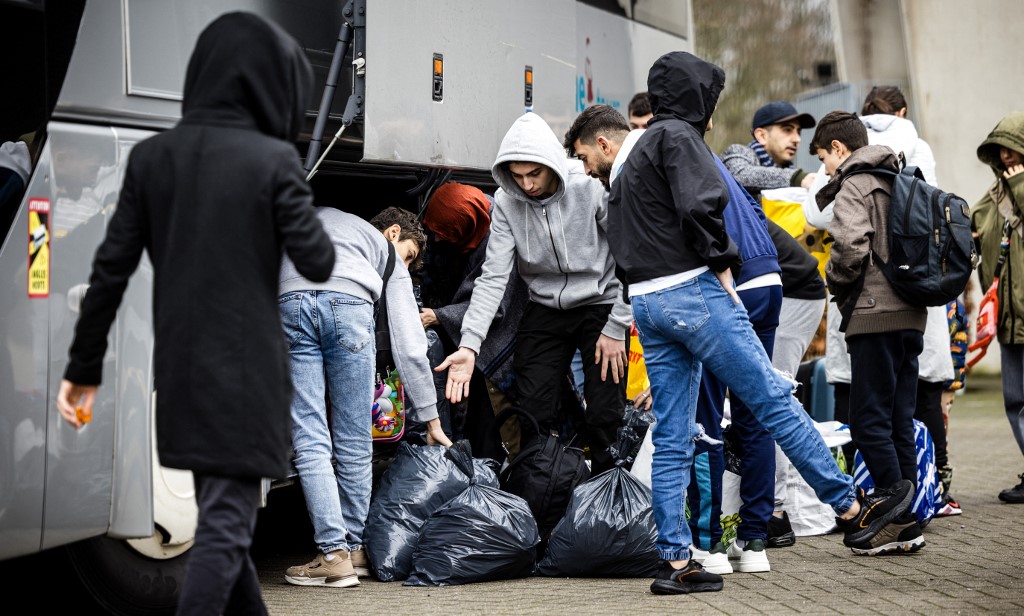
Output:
[{"xmin": 734, "ymin": 539, "xmax": 747, "ymax": 549}]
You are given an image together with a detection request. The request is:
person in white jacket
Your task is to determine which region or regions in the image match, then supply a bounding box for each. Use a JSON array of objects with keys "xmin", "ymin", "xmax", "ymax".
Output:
[{"xmin": 802, "ymin": 87, "xmax": 955, "ymax": 477}]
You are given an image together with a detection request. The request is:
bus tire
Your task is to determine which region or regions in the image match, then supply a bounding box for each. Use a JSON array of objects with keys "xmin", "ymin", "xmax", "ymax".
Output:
[{"xmin": 66, "ymin": 535, "xmax": 188, "ymax": 616}]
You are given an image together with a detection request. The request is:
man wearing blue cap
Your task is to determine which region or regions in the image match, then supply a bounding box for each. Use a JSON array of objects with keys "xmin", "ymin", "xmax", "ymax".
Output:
[{"xmin": 721, "ymin": 101, "xmax": 818, "ymax": 200}]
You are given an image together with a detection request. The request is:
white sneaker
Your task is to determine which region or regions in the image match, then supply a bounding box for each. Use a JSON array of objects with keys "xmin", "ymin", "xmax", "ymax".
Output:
[
  {"xmin": 690, "ymin": 542, "xmax": 733, "ymax": 575},
  {"xmin": 726, "ymin": 538, "xmax": 771, "ymax": 573}
]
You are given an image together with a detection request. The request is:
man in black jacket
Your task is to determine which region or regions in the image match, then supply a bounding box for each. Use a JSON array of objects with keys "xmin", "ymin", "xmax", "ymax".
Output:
[
  {"xmin": 607, "ymin": 51, "xmax": 913, "ymax": 596},
  {"xmin": 55, "ymin": 13, "xmax": 334, "ymax": 614}
]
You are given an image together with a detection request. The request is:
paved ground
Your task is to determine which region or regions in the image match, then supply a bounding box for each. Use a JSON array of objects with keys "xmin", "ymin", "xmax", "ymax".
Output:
[{"xmin": 253, "ymin": 374, "xmax": 1024, "ymax": 615}]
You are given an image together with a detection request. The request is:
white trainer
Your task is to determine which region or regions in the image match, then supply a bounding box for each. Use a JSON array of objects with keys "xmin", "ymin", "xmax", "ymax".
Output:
[
  {"xmin": 726, "ymin": 538, "xmax": 771, "ymax": 573},
  {"xmin": 690, "ymin": 542, "xmax": 733, "ymax": 575}
]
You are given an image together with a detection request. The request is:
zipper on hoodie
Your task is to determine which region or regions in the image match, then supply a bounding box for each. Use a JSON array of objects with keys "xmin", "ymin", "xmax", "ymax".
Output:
[{"xmin": 542, "ymin": 205, "xmax": 570, "ymax": 309}]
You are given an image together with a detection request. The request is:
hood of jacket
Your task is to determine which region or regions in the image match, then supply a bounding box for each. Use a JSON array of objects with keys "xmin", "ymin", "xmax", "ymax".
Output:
[
  {"xmin": 491, "ymin": 113, "xmax": 568, "ymax": 203},
  {"xmin": 861, "ymin": 114, "xmax": 920, "ymax": 164},
  {"xmin": 647, "ymin": 51, "xmax": 724, "ymax": 134},
  {"xmin": 816, "ymin": 144, "xmax": 899, "ymax": 208},
  {"xmin": 182, "ymin": 11, "xmax": 313, "ymax": 141},
  {"xmin": 977, "ymin": 111, "xmax": 1024, "ymax": 179}
]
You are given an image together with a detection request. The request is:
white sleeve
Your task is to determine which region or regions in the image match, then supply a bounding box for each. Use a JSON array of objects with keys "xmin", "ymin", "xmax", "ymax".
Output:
[{"xmin": 801, "ymin": 162, "xmax": 834, "ymax": 229}]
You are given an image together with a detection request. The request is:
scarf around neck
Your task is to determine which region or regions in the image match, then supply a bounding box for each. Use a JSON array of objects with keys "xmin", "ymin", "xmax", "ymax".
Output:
[{"xmin": 748, "ymin": 139, "xmax": 790, "ymax": 169}]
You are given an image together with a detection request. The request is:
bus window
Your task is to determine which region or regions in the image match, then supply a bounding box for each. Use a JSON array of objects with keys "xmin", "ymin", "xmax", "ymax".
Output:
[
  {"xmin": 632, "ymin": 0, "xmax": 690, "ymax": 39},
  {"xmin": 0, "ymin": 0, "xmax": 86, "ymax": 239}
]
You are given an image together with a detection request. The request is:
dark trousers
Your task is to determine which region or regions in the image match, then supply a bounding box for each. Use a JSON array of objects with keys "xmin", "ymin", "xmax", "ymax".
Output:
[
  {"xmin": 423, "ymin": 327, "xmax": 453, "ymax": 437},
  {"xmin": 177, "ymin": 474, "xmax": 266, "ymax": 616},
  {"xmin": 689, "ymin": 285, "xmax": 781, "ymax": 545},
  {"xmin": 915, "ymin": 379, "xmax": 948, "ymax": 468},
  {"xmin": 832, "ymin": 382, "xmax": 856, "ymax": 466},
  {"xmin": 513, "ymin": 301, "xmax": 627, "ymax": 475},
  {"xmin": 847, "ymin": 330, "xmax": 923, "ymax": 491}
]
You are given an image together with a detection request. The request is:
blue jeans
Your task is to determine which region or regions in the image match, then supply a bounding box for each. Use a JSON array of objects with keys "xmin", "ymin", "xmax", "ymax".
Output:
[
  {"xmin": 280, "ymin": 291, "xmax": 374, "ymax": 554},
  {"xmin": 689, "ymin": 285, "xmax": 781, "ymax": 547},
  {"xmin": 631, "ymin": 271, "xmax": 856, "ymax": 561}
]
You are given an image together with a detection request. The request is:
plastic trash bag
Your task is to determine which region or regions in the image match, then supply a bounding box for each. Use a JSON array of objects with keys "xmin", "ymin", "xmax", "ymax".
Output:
[
  {"xmin": 629, "ymin": 419, "xmax": 655, "ymax": 489},
  {"xmin": 608, "ymin": 402, "xmax": 656, "ymax": 471},
  {"xmin": 364, "ymin": 441, "xmax": 498, "ymax": 582},
  {"xmin": 405, "ymin": 442, "xmax": 539, "ymax": 586},
  {"xmin": 536, "ymin": 466, "xmax": 659, "ymax": 577}
]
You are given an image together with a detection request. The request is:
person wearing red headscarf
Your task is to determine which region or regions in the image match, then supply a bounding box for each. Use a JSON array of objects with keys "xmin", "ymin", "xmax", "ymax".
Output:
[{"xmin": 419, "ymin": 182, "xmax": 530, "ymax": 460}]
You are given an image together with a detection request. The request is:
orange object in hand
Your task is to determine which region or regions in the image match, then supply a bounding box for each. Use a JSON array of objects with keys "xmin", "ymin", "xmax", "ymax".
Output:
[
  {"xmin": 76, "ymin": 405, "xmax": 92, "ymax": 424},
  {"xmin": 967, "ymin": 280, "xmax": 999, "ymax": 367}
]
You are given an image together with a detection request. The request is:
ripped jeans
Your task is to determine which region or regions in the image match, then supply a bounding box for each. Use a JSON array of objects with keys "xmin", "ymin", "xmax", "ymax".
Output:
[{"xmin": 632, "ymin": 271, "xmax": 856, "ymax": 562}]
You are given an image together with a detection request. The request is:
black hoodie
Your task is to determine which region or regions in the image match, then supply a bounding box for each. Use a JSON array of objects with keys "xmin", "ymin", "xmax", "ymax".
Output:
[
  {"xmin": 608, "ymin": 52, "xmax": 739, "ymax": 284},
  {"xmin": 65, "ymin": 12, "xmax": 335, "ymax": 479}
]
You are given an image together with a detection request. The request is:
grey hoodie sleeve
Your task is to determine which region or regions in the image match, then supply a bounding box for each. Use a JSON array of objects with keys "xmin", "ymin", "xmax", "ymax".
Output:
[
  {"xmin": 595, "ymin": 195, "xmax": 633, "ymax": 339},
  {"xmin": 459, "ymin": 198, "xmax": 517, "ymax": 353},
  {"xmin": 386, "ymin": 262, "xmax": 438, "ymax": 422},
  {"xmin": 721, "ymin": 143, "xmax": 799, "ymax": 192}
]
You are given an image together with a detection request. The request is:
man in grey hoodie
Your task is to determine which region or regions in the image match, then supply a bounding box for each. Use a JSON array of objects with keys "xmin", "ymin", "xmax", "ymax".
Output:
[
  {"xmin": 279, "ymin": 206, "xmax": 451, "ymax": 589},
  {"xmin": 436, "ymin": 112, "xmax": 631, "ymax": 474}
]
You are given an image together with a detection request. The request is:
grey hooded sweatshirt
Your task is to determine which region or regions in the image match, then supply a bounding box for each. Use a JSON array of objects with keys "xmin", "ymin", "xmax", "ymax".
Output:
[
  {"xmin": 279, "ymin": 208, "xmax": 438, "ymax": 422},
  {"xmin": 459, "ymin": 112, "xmax": 631, "ymax": 353}
]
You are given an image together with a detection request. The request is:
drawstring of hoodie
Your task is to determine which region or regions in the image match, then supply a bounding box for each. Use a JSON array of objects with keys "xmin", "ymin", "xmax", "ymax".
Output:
[
  {"xmin": 523, "ymin": 205, "xmax": 531, "ymax": 262},
  {"xmin": 554, "ymin": 200, "xmax": 571, "ymax": 270}
]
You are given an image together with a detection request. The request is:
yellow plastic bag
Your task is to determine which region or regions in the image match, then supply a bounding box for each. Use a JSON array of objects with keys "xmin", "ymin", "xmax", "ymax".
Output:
[
  {"xmin": 626, "ymin": 323, "xmax": 650, "ymax": 399},
  {"xmin": 761, "ymin": 187, "xmax": 830, "ymax": 280}
]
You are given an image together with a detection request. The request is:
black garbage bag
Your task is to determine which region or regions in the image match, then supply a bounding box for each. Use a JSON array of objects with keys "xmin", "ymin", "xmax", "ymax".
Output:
[
  {"xmin": 608, "ymin": 402, "xmax": 656, "ymax": 471},
  {"xmin": 364, "ymin": 440, "xmax": 498, "ymax": 582},
  {"xmin": 536, "ymin": 466, "xmax": 659, "ymax": 577},
  {"xmin": 404, "ymin": 442, "xmax": 540, "ymax": 586}
]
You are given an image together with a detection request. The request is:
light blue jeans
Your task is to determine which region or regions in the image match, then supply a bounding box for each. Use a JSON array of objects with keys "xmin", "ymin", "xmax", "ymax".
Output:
[
  {"xmin": 280, "ymin": 291, "xmax": 374, "ymax": 554},
  {"xmin": 630, "ymin": 271, "xmax": 856, "ymax": 561}
]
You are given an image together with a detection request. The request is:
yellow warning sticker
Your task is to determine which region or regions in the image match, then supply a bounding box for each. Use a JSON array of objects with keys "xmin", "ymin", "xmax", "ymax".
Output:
[{"xmin": 28, "ymin": 198, "xmax": 50, "ymax": 298}]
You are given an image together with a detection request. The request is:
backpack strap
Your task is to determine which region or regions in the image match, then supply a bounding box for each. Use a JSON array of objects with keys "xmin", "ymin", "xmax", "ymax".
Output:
[{"xmin": 375, "ymin": 242, "xmax": 397, "ymax": 374}]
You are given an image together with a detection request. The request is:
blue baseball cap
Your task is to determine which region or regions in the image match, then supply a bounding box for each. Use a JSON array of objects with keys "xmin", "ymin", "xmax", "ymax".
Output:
[{"xmin": 751, "ymin": 101, "xmax": 816, "ymax": 133}]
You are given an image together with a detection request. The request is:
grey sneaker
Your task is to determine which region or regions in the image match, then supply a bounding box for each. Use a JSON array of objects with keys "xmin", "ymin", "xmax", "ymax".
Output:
[
  {"xmin": 849, "ymin": 512, "xmax": 925, "ymax": 556},
  {"xmin": 350, "ymin": 546, "xmax": 371, "ymax": 578},
  {"xmin": 285, "ymin": 551, "xmax": 360, "ymax": 588}
]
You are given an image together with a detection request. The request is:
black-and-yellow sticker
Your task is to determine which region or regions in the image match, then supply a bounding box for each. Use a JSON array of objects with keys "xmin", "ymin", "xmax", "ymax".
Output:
[{"xmin": 28, "ymin": 198, "xmax": 50, "ymax": 298}]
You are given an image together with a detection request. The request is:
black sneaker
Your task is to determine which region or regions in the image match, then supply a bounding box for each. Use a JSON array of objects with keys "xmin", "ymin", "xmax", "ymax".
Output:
[
  {"xmin": 650, "ymin": 559, "xmax": 724, "ymax": 595},
  {"xmin": 835, "ymin": 480, "xmax": 914, "ymax": 548},
  {"xmin": 998, "ymin": 473, "xmax": 1024, "ymax": 503},
  {"xmin": 849, "ymin": 511, "xmax": 925, "ymax": 556},
  {"xmin": 766, "ymin": 511, "xmax": 796, "ymax": 548}
]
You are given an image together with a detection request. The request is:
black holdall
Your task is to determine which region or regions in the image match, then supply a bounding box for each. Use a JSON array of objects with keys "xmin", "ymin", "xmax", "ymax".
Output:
[{"xmin": 494, "ymin": 407, "xmax": 591, "ymax": 540}]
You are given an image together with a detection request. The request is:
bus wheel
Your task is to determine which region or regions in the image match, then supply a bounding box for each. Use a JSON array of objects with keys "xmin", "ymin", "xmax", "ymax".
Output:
[{"xmin": 66, "ymin": 534, "xmax": 188, "ymax": 616}]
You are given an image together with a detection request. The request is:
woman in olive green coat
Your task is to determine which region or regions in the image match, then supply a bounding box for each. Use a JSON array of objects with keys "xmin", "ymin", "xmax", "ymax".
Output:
[{"xmin": 971, "ymin": 111, "xmax": 1024, "ymax": 504}]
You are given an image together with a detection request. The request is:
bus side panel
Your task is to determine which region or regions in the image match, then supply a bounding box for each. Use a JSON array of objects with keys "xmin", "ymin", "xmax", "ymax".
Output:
[
  {"xmin": 0, "ymin": 147, "xmax": 51, "ymax": 560},
  {"xmin": 363, "ymin": 0, "xmax": 576, "ymax": 170},
  {"xmin": 107, "ymin": 128, "xmax": 156, "ymax": 540},
  {"xmin": 41, "ymin": 124, "xmax": 121, "ymax": 550}
]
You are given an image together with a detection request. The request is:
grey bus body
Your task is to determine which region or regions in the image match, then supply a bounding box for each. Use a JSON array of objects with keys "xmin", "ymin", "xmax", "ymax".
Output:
[{"xmin": 0, "ymin": 0, "xmax": 689, "ymax": 611}]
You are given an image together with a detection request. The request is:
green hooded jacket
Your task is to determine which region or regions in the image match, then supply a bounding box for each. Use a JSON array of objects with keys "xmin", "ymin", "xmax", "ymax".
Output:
[{"xmin": 971, "ymin": 111, "xmax": 1024, "ymax": 344}]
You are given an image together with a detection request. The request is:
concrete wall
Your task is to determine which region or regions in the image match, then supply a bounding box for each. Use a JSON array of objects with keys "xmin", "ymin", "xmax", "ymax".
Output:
[{"xmin": 829, "ymin": 0, "xmax": 1024, "ymax": 375}]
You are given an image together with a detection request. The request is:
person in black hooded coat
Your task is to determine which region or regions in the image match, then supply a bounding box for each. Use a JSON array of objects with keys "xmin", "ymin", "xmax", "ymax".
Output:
[{"xmin": 55, "ymin": 12, "xmax": 334, "ymax": 614}]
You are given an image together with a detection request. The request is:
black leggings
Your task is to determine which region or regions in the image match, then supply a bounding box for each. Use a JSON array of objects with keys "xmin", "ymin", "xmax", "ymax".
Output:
[{"xmin": 915, "ymin": 380, "xmax": 948, "ymax": 469}]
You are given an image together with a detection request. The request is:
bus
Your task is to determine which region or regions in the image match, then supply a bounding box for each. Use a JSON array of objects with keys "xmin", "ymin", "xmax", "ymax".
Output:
[{"xmin": 0, "ymin": 0, "xmax": 691, "ymax": 612}]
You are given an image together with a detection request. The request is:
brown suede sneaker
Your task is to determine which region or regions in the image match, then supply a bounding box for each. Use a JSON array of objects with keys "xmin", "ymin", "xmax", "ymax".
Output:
[
  {"xmin": 350, "ymin": 546, "xmax": 371, "ymax": 578},
  {"xmin": 284, "ymin": 551, "xmax": 360, "ymax": 588}
]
